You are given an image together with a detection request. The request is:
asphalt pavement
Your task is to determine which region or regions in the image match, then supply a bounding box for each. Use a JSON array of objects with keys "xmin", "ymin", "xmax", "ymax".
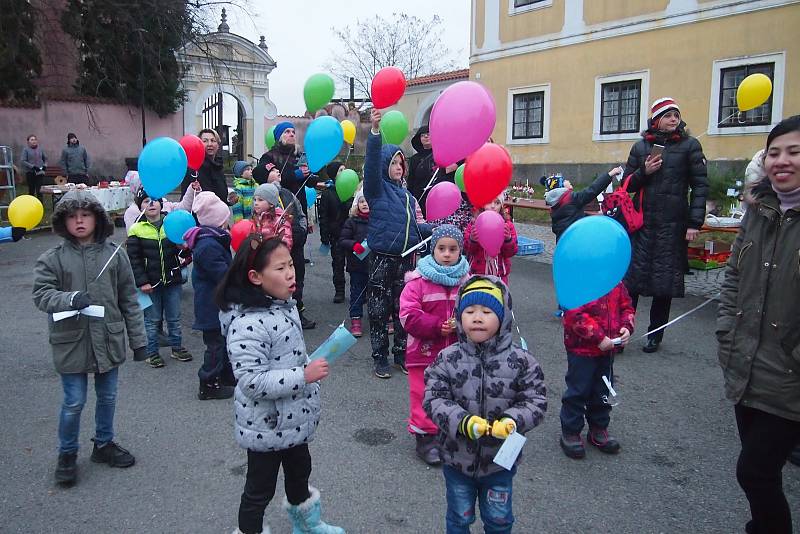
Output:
[{"xmin": 1, "ymin": 225, "xmax": 798, "ymax": 533}]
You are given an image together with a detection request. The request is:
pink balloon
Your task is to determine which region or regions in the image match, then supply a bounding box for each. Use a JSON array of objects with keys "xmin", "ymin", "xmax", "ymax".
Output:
[
  {"xmin": 475, "ymin": 210, "xmax": 505, "ymax": 257},
  {"xmin": 425, "ymin": 182, "xmax": 462, "ymax": 221},
  {"xmin": 430, "ymin": 81, "xmax": 496, "ymax": 167}
]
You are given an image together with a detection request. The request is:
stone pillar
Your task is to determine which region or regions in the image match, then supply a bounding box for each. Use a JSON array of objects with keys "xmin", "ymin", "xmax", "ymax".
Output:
[{"xmin": 252, "ymin": 87, "xmax": 267, "ymax": 155}]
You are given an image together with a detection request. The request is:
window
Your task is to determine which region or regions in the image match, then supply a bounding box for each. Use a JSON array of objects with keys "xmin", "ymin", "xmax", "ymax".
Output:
[
  {"xmin": 514, "ymin": 0, "xmax": 546, "ymax": 7},
  {"xmin": 718, "ymin": 63, "xmax": 774, "ymax": 127},
  {"xmin": 600, "ymin": 80, "xmax": 641, "ymax": 134},
  {"xmin": 508, "ymin": 0, "xmax": 552, "ymax": 15},
  {"xmin": 507, "ymin": 84, "xmax": 550, "ymax": 145}
]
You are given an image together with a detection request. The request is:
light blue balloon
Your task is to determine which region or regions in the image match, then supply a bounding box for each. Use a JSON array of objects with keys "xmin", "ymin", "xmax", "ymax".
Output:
[
  {"xmin": 553, "ymin": 216, "xmax": 631, "ymax": 310},
  {"xmin": 305, "ymin": 186, "xmax": 317, "ymax": 206},
  {"xmin": 163, "ymin": 209, "xmax": 196, "ymax": 245},
  {"xmin": 305, "ymin": 116, "xmax": 343, "ymax": 173},
  {"xmin": 138, "ymin": 137, "xmax": 188, "ymax": 199}
]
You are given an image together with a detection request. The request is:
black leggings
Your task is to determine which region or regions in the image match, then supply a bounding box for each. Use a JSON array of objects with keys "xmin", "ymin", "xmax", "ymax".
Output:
[
  {"xmin": 238, "ymin": 444, "xmax": 312, "ymax": 534},
  {"xmin": 735, "ymin": 404, "xmax": 800, "ymax": 534},
  {"xmin": 629, "ymin": 294, "xmax": 672, "ymax": 342}
]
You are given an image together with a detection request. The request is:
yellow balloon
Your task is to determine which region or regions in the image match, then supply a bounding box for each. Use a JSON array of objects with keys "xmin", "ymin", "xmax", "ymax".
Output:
[
  {"xmin": 737, "ymin": 73, "xmax": 772, "ymax": 112},
  {"xmin": 8, "ymin": 195, "xmax": 44, "ymax": 230},
  {"xmin": 341, "ymin": 119, "xmax": 356, "ymax": 145}
]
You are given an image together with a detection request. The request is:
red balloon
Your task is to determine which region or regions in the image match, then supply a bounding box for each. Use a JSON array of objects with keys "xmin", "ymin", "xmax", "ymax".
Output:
[
  {"xmin": 371, "ymin": 67, "xmax": 406, "ymax": 109},
  {"xmin": 230, "ymin": 219, "xmax": 254, "ymax": 252},
  {"xmin": 179, "ymin": 135, "xmax": 205, "ymax": 171},
  {"xmin": 464, "ymin": 143, "xmax": 513, "ymax": 207}
]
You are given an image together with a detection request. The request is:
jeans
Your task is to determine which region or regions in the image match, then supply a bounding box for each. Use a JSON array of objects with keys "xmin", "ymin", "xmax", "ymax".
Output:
[
  {"xmin": 735, "ymin": 404, "xmax": 800, "ymax": 534},
  {"xmin": 59, "ymin": 368, "xmax": 119, "ymax": 454},
  {"xmin": 368, "ymin": 252, "xmax": 412, "ymax": 361},
  {"xmin": 331, "ymin": 242, "xmax": 346, "ymax": 293},
  {"xmin": 238, "ymin": 445, "xmax": 312, "ymax": 534},
  {"xmin": 560, "ymin": 353, "xmax": 613, "ymax": 434},
  {"xmin": 443, "ymin": 465, "xmax": 515, "ymax": 534},
  {"xmin": 143, "ymin": 283, "xmax": 182, "ymax": 355},
  {"xmin": 199, "ymin": 329, "xmax": 233, "ymax": 385},
  {"xmin": 348, "ymin": 271, "xmax": 368, "ymax": 318},
  {"xmin": 630, "ymin": 294, "xmax": 672, "ymax": 343}
]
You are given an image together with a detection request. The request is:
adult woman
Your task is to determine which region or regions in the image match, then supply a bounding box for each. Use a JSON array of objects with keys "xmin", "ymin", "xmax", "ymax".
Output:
[
  {"xmin": 21, "ymin": 134, "xmax": 47, "ymax": 199},
  {"xmin": 180, "ymin": 129, "xmax": 231, "ymax": 204},
  {"xmin": 717, "ymin": 115, "xmax": 800, "ymax": 534},
  {"xmin": 623, "ymin": 98, "xmax": 708, "ymax": 353}
]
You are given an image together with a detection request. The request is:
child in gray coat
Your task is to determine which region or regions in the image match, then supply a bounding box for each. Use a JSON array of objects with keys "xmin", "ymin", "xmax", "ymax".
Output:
[{"xmin": 217, "ymin": 235, "xmax": 344, "ymax": 534}]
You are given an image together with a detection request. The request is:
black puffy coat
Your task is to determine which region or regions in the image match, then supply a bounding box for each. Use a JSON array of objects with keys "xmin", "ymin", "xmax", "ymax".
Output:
[
  {"xmin": 338, "ymin": 216, "xmax": 369, "ymax": 274},
  {"xmin": 181, "ymin": 156, "xmax": 228, "ymax": 204},
  {"xmin": 253, "ymin": 143, "xmax": 320, "ymax": 214},
  {"xmin": 125, "ymin": 220, "xmax": 182, "ymax": 288},
  {"xmin": 550, "ymin": 172, "xmax": 614, "ymax": 241},
  {"xmin": 623, "ymin": 123, "xmax": 708, "ymax": 297},
  {"xmin": 319, "ymin": 187, "xmax": 350, "ymax": 246}
]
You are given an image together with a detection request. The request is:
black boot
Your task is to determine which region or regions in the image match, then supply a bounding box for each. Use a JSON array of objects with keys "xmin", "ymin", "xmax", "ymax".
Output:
[
  {"xmin": 415, "ymin": 434, "xmax": 442, "ymax": 466},
  {"xmin": 90, "ymin": 440, "xmax": 136, "ymax": 468},
  {"xmin": 198, "ymin": 378, "xmax": 234, "ymax": 400},
  {"xmin": 55, "ymin": 452, "xmax": 77, "ymax": 485},
  {"xmin": 300, "ymin": 311, "xmax": 316, "ymax": 330},
  {"xmin": 333, "ymin": 289, "xmax": 345, "ymax": 303},
  {"xmin": 642, "ymin": 337, "xmax": 660, "ymax": 353}
]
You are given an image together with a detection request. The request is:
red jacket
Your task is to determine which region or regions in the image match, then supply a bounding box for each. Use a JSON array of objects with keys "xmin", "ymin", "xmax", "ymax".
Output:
[
  {"xmin": 463, "ymin": 218, "xmax": 518, "ymax": 284},
  {"xmin": 563, "ymin": 283, "xmax": 635, "ymax": 357}
]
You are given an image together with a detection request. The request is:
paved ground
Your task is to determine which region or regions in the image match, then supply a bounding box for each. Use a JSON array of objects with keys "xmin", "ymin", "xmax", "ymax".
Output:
[{"xmin": 1, "ymin": 223, "xmax": 798, "ymax": 534}]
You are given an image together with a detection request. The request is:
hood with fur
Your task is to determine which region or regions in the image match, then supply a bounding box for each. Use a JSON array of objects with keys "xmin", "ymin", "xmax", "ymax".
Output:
[{"xmin": 52, "ymin": 190, "xmax": 114, "ymax": 243}]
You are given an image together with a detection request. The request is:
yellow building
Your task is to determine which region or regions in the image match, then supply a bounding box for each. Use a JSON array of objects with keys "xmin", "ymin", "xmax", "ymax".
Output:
[{"xmin": 470, "ymin": 0, "xmax": 799, "ymax": 180}]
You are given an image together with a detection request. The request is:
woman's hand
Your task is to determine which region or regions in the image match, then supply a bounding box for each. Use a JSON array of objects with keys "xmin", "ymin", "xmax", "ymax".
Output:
[
  {"xmin": 685, "ymin": 228, "xmax": 700, "ymax": 242},
  {"xmin": 191, "ymin": 180, "xmax": 202, "ymax": 191},
  {"xmin": 304, "ymin": 359, "xmax": 330, "ymax": 383},
  {"xmin": 644, "ymin": 155, "xmax": 662, "ymax": 175},
  {"xmin": 140, "ymin": 283, "xmax": 153, "ymax": 294},
  {"xmin": 370, "ymin": 109, "xmax": 382, "ymax": 132},
  {"xmin": 445, "ymin": 164, "xmax": 458, "ymax": 174}
]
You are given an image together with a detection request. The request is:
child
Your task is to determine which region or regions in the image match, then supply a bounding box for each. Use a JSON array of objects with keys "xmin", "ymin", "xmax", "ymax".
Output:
[
  {"xmin": 183, "ymin": 191, "xmax": 235, "ymax": 400},
  {"xmin": 338, "ymin": 187, "xmax": 370, "ymax": 337},
  {"xmin": 544, "ymin": 166, "xmax": 623, "ymax": 241},
  {"xmin": 126, "ymin": 189, "xmax": 192, "ymax": 367},
  {"xmin": 560, "ymin": 282, "xmax": 634, "ymax": 459},
  {"xmin": 364, "ymin": 108, "xmax": 431, "ymax": 379},
  {"xmin": 252, "ymin": 183, "xmax": 293, "ymax": 249},
  {"xmin": 231, "ymin": 161, "xmax": 257, "ymax": 223},
  {"xmin": 319, "ymin": 161, "xmax": 352, "ymax": 304},
  {"xmin": 463, "ymin": 194, "xmax": 518, "ymax": 285},
  {"xmin": 216, "ymin": 235, "xmax": 344, "ymax": 534},
  {"xmin": 124, "ymin": 175, "xmax": 199, "ymax": 232},
  {"xmin": 32, "ymin": 190, "xmax": 147, "ymax": 486},
  {"xmin": 424, "ymin": 276, "xmax": 547, "ymax": 532},
  {"xmin": 399, "ymin": 224, "xmax": 470, "ymax": 466}
]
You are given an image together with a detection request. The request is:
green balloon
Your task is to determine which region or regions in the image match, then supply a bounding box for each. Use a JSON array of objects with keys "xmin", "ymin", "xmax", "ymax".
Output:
[
  {"xmin": 380, "ymin": 110, "xmax": 409, "ymax": 145},
  {"xmin": 336, "ymin": 169, "xmax": 359, "ymax": 202},
  {"xmin": 304, "ymin": 73, "xmax": 335, "ymax": 114},
  {"xmin": 455, "ymin": 163, "xmax": 466, "ymax": 192},
  {"xmin": 265, "ymin": 126, "xmax": 276, "ymax": 149}
]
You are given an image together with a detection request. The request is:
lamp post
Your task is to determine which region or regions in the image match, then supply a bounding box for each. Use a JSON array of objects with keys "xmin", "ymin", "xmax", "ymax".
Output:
[{"xmin": 132, "ymin": 28, "xmax": 149, "ymax": 148}]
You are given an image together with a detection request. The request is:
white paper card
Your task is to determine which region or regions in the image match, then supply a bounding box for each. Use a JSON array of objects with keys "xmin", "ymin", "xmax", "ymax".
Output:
[
  {"xmin": 493, "ymin": 431, "xmax": 526, "ymax": 471},
  {"xmin": 52, "ymin": 305, "xmax": 106, "ymax": 322}
]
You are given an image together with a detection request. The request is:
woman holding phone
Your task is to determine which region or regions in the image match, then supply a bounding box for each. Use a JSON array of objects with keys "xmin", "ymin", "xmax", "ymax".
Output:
[{"xmin": 622, "ymin": 97, "xmax": 708, "ymax": 353}]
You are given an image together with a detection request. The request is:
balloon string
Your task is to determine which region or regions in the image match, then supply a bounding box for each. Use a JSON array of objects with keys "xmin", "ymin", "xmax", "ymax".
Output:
[
  {"xmin": 343, "ymin": 145, "xmax": 353, "ymax": 167},
  {"xmin": 637, "ymin": 294, "xmax": 718, "ymax": 340},
  {"xmin": 421, "ymin": 168, "xmax": 440, "ymax": 194},
  {"xmin": 694, "ymin": 111, "xmax": 741, "ymax": 141},
  {"xmin": 94, "ymin": 209, "xmax": 145, "ymax": 282}
]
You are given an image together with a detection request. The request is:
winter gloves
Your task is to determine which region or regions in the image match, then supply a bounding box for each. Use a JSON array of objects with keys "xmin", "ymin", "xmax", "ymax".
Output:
[
  {"xmin": 69, "ymin": 291, "xmax": 91, "ymax": 310},
  {"xmin": 459, "ymin": 415, "xmax": 517, "ymax": 440},
  {"xmin": 353, "ymin": 242, "xmax": 365, "ymax": 255},
  {"xmin": 11, "ymin": 227, "xmax": 25, "ymax": 241}
]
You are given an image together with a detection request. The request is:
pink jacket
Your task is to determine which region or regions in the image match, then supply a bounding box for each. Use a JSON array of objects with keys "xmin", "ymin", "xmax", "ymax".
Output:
[
  {"xmin": 463, "ymin": 219, "xmax": 518, "ymax": 284},
  {"xmin": 254, "ymin": 208, "xmax": 293, "ymax": 249},
  {"xmin": 399, "ymin": 270, "xmax": 469, "ymax": 367}
]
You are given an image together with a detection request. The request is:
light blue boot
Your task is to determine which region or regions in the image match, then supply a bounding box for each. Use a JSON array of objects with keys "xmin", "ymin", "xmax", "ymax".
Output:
[{"xmin": 284, "ymin": 486, "xmax": 345, "ymax": 534}]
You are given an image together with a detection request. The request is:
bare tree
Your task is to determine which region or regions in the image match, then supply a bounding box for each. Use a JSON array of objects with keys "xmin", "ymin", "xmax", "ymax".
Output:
[{"xmin": 324, "ymin": 12, "xmax": 460, "ymax": 101}]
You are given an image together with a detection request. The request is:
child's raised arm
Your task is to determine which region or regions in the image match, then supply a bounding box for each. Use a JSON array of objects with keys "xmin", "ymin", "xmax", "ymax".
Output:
[
  {"xmin": 501, "ymin": 353, "xmax": 547, "ymax": 433},
  {"xmin": 423, "ymin": 351, "xmax": 470, "ymax": 440},
  {"xmin": 362, "ymin": 110, "xmax": 383, "ymax": 200}
]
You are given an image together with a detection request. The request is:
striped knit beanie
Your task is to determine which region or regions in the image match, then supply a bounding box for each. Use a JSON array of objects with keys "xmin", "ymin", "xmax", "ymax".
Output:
[
  {"xmin": 458, "ymin": 279, "xmax": 505, "ymax": 323},
  {"xmin": 650, "ymin": 97, "xmax": 680, "ymax": 121}
]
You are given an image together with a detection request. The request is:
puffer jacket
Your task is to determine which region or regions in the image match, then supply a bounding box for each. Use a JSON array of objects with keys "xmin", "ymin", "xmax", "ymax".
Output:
[
  {"xmin": 463, "ymin": 218, "xmax": 518, "ymax": 282},
  {"xmin": 399, "ymin": 270, "xmax": 469, "ymax": 367},
  {"xmin": 32, "ymin": 190, "xmax": 146, "ymax": 374},
  {"xmin": 231, "ymin": 176, "xmax": 257, "ymax": 222},
  {"xmin": 181, "ymin": 156, "xmax": 228, "ymax": 204},
  {"xmin": 563, "ymin": 283, "xmax": 635, "ymax": 357},
  {"xmin": 424, "ymin": 275, "xmax": 547, "ymax": 477},
  {"xmin": 549, "ymin": 172, "xmax": 614, "ymax": 240},
  {"xmin": 59, "ymin": 144, "xmax": 90, "ymax": 175},
  {"xmin": 363, "ymin": 132, "xmax": 431, "ymax": 255},
  {"xmin": 220, "ymin": 296, "xmax": 321, "ymax": 452},
  {"xmin": 184, "ymin": 226, "xmax": 232, "ymax": 331},
  {"xmin": 254, "ymin": 144, "xmax": 320, "ymax": 214},
  {"xmin": 278, "ymin": 187, "xmax": 308, "ymax": 249},
  {"xmin": 623, "ymin": 123, "xmax": 708, "ymax": 297},
  {"xmin": 338, "ymin": 215, "xmax": 369, "ymax": 274},
  {"xmin": 319, "ymin": 187, "xmax": 351, "ymax": 246},
  {"xmin": 126, "ymin": 219, "xmax": 182, "ymax": 287},
  {"xmin": 254, "ymin": 208, "xmax": 293, "ymax": 250},
  {"xmin": 717, "ymin": 180, "xmax": 800, "ymax": 422}
]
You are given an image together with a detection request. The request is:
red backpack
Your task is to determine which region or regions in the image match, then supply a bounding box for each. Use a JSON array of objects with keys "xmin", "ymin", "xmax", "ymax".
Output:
[{"xmin": 601, "ymin": 174, "xmax": 644, "ymax": 233}]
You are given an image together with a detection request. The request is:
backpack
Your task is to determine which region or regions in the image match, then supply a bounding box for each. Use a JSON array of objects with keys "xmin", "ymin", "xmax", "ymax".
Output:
[{"xmin": 601, "ymin": 174, "xmax": 643, "ymax": 233}]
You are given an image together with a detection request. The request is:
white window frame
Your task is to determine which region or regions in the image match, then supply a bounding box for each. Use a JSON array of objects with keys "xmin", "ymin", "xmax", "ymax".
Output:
[
  {"xmin": 707, "ymin": 52, "xmax": 785, "ymax": 136},
  {"xmin": 506, "ymin": 83, "xmax": 550, "ymax": 145},
  {"xmin": 592, "ymin": 70, "xmax": 649, "ymax": 143},
  {"xmin": 508, "ymin": 0, "xmax": 553, "ymax": 16}
]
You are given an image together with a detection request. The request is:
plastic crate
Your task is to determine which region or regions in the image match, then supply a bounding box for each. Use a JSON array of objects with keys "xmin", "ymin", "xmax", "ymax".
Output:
[{"xmin": 517, "ymin": 236, "xmax": 544, "ymax": 256}]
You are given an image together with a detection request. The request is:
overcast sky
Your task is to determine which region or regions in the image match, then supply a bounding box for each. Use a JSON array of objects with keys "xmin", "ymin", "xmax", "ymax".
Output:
[{"xmin": 223, "ymin": 1, "xmax": 471, "ymax": 116}]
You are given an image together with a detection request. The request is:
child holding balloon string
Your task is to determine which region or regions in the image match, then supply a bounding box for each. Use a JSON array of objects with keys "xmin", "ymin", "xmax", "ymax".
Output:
[
  {"xmin": 463, "ymin": 193, "xmax": 518, "ymax": 285},
  {"xmin": 251, "ymin": 183, "xmax": 293, "ymax": 249},
  {"xmin": 338, "ymin": 186, "xmax": 370, "ymax": 338},
  {"xmin": 123, "ymin": 175, "xmax": 200, "ymax": 233}
]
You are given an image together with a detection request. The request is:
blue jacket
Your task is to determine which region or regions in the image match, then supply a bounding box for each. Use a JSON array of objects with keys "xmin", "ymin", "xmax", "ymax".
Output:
[
  {"xmin": 186, "ymin": 226, "xmax": 232, "ymax": 331},
  {"xmin": 363, "ymin": 133, "xmax": 431, "ymax": 255}
]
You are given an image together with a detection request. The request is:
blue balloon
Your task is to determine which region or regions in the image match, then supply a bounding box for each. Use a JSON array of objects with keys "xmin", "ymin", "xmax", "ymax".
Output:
[
  {"xmin": 305, "ymin": 116, "xmax": 343, "ymax": 173},
  {"xmin": 138, "ymin": 137, "xmax": 188, "ymax": 199},
  {"xmin": 163, "ymin": 209, "xmax": 196, "ymax": 245},
  {"xmin": 553, "ymin": 216, "xmax": 631, "ymax": 310},
  {"xmin": 305, "ymin": 186, "xmax": 317, "ymax": 206}
]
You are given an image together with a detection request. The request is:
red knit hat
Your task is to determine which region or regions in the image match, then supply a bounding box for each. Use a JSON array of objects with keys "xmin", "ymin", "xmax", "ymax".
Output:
[{"xmin": 650, "ymin": 97, "xmax": 680, "ymax": 120}]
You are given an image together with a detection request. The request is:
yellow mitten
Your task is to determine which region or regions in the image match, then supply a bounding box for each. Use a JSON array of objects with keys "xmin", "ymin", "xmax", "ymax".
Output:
[
  {"xmin": 459, "ymin": 415, "xmax": 489, "ymax": 440},
  {"xmin": 490, "ymin": 417, "xmax": 517, "ymax": 439}
]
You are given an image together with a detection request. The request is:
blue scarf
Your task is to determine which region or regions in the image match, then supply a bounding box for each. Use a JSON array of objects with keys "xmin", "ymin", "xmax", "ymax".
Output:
[{"xmin": 416, "ymin": 254, "xmax": 469, "ymax": 286}]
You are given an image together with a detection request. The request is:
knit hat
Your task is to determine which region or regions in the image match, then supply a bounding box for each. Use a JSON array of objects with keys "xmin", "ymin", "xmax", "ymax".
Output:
[
  {"xmin": 134, "ymin": 188, "xmax": 163, "ymax": 210},
  {"xmin": 458, "ymin": 278, "xmax": 505, "ymax": 323},
  {"xmin": 192, "ymin": 191, "xmax": 230, "ymax": 228},
  {"xmin": 254, "ymin": 183, "xmax": 281, "ymax": 207},
  {"xmin": 350, "ymin": 186, "xmax": 366, "ymax": 216},
  {"xmin": 274, "ymin": 121, "xmax": 295, "ymax": 142},
  {"xmin": 232, "ymin": 161, "xmax": 251, "ymax": 178},
  {"xmin": 539, "ymin": 173, "xmax": 564, "ymax": 192},
  {"xmin": 432, "ymin": 224, "xmax": 463, "ymax": 251},
  {"xmin": 545, "ymin": 187, "xmax": 569, "ymax": 207},
  {"xmin": 326, "ymin": 161, "xmax": 343, "ymax": 180},
  {"xmin": 650, "ymin": 97, "xmax": 680, "ymax": 121}
]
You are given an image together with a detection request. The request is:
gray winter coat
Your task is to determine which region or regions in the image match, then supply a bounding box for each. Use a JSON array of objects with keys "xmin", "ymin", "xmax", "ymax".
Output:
[
  {"xmin": 220, "ymin": 300, "xmax": 321, "ymax": 452},
  {"xmin": 60, "ymin": 144, "xmax": 90, "ymax": 175},
  {"xmin": 424, "ymin": 275, "xmax": 547, "ymax": 477},
  {"xmin": 32, "ymin": 191, "xmax": 146, "ymax": 374}
]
